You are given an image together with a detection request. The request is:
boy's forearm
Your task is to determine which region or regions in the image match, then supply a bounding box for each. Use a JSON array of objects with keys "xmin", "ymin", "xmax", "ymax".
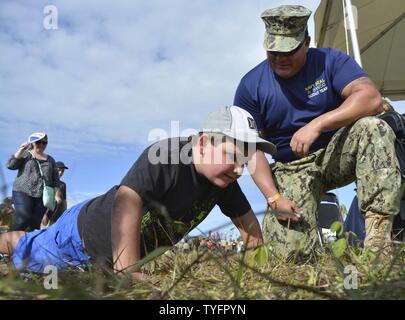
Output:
[
  {"xmin": 111, "ymin": 186, "xmax": 143, "ymax": 273},
  {"xmin": 112, "ymin": 219, "xmax": 141, "ymax": 273},
  {"xmin": 112, "ymin": 223, "xmax": 141, "ymax": 273},
  {"xmin": 248, "ymin": 150, "xmax": 278, "ymax": 199}
]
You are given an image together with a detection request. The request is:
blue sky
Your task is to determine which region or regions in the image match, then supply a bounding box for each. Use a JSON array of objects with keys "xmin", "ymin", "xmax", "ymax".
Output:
[{"xmin": 1, "ymin": 0, "xmax": 404, "ymax": 239}]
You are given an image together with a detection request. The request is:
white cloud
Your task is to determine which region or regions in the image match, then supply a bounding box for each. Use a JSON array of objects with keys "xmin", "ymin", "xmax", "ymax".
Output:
[{"xmin": 0, "ymin": 0, "xmax": 320, "ymax": 155}]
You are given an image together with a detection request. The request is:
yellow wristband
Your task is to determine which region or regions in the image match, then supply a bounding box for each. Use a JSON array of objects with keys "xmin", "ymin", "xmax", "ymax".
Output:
[{"xmin": 267, "ymin": 192, "xmax": 281, "ymax": 204}]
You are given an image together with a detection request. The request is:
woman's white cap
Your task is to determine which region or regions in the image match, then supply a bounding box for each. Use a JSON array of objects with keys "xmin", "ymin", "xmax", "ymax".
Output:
[{"xmin": 28, "ymin": 132, "xmax": 47, "ymax": 143}]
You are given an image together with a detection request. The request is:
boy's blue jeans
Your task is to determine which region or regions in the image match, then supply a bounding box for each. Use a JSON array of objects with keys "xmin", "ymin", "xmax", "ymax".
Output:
[{"xmin": 12, "ymin": 200, "xmax": 91, "ymax": 273}]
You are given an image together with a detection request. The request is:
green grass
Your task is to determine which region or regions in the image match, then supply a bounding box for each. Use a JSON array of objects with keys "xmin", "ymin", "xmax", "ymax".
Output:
[{"xmin": 1, "ymin": 243, "xmax": 404, "ymax": 300}]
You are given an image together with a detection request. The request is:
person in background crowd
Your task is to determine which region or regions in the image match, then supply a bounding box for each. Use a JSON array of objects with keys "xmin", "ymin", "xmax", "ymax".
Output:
[
  {"xmin": 7, "ymin": 132, "xmax": 61, "ymax": 231},
  {"xmin": 0, "ymin": 197, "xmax": 15, "ymax": 232},
  {"xmin": 41, "ymin": 161, "xmax": 69, "ymax": 227}
]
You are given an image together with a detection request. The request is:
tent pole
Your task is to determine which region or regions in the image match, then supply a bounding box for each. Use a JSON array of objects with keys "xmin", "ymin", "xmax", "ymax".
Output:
[
  {"xmin": 342, "ymin": 0, "xmax": 350, "ymax": 55},
  {"xmin": 344, "ymin": 0, "xmax": 362, "ymax": 67}
]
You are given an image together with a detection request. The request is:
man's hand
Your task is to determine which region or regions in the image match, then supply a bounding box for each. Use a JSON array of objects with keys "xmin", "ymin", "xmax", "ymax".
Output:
[
  {"xmin": 290, "ymin": 122, "xmax": 322, "ymax": 158},
  {"xmin": 269, "ymin": 196, "xmax": 303, "ymax": 222}
]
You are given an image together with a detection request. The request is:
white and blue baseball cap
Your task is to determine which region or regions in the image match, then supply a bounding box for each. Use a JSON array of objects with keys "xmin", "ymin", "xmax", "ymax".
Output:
[{"xmin": 28, "ymin": 132, "xmax": 47, "ymax": 143}]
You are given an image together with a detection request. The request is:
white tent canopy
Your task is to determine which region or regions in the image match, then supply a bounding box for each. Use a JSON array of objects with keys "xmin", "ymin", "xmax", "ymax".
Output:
[{"xmin": 315, "ymin": 0, "xmax": 405, "ymax": 100}]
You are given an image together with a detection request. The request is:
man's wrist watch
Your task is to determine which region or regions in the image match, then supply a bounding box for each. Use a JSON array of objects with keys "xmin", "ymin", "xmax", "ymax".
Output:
[{"xmin": 267, "ymin": 192, "xmax": 281, "ymax": 209}]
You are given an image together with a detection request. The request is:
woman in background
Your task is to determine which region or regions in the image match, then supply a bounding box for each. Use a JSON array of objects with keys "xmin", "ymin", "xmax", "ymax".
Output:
[{"xmin": 7, "ymin": 132, "xmax": 61, "ymax": 231}]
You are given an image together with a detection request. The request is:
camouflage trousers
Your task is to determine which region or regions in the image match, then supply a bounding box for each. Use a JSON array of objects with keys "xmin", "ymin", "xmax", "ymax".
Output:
[{"xmin": 263, "ymin": 117, "xmax": 402, "ymax": 259}]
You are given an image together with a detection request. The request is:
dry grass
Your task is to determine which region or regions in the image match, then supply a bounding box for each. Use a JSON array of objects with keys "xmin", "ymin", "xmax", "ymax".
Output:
[{"xmin": 0, "ymin": 243, "xmax": 404, "ymax": 300}]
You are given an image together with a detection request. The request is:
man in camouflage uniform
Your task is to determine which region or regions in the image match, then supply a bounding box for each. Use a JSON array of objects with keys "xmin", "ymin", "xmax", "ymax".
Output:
[{"xmin": 234, "ymin": 5, "xmax": 401, "ymax": 259}]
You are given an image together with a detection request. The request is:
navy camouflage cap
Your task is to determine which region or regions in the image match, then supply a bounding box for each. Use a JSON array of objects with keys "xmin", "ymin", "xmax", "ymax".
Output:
[{"xmin": 261, "ymin": 5, "xmax": 311, "ymax": 52}]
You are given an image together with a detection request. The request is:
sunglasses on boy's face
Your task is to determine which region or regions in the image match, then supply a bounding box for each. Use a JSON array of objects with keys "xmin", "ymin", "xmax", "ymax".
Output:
[
  {"xmin": 268, "ymin": 40, "xmax": 305, "ymax": 57},
  {"xmin": 35, "ymin": 140, "xmax": 48, "ymax": 145}
]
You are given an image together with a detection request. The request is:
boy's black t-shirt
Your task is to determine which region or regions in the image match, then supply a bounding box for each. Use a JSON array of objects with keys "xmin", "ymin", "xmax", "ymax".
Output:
[{"xmin": 77, "ymin": 137, "xmax": 251, "ymax": 265}]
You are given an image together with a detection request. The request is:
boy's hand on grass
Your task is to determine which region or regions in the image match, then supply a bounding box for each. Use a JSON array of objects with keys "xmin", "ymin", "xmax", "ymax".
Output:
[{"xmin": 131, "ymin": 271, "xmax": 150, "ymax": 283}]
